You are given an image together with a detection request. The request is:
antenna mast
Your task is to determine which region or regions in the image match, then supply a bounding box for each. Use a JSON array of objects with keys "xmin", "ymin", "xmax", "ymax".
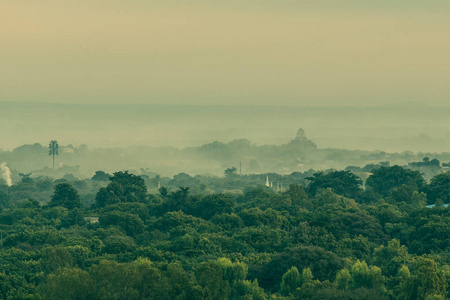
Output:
[{"xmin": 49, "ymin": 140, "xmax": 59, "ymax": 169}]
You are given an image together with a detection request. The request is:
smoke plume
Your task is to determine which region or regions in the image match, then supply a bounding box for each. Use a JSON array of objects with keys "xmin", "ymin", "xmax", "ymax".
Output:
[{"xmin": 0, "ymin": 163, "xmax": 12, "ymax": 187}]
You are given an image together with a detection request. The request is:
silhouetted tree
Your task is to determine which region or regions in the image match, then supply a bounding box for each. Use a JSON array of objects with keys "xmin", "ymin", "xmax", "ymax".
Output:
[
  {"xmin": 49, "ymin": 183, "xmax": 81, "ymax": 209},
  {"xmin": 306, "ymin": 170, "xmax": 363, "ymax": 200},
  {"xmin": 92, "ymin": 171, "xmax": 111, "ymax": 182},
  {"xmin": 365, "ymin": 166, "xmax": 425, "ymax": 197}
]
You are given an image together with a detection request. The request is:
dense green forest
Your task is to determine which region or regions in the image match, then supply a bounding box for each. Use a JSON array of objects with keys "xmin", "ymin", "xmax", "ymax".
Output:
[{"xmin": 0, "ymin": 165, "xmax": 450, "ymax": 299}]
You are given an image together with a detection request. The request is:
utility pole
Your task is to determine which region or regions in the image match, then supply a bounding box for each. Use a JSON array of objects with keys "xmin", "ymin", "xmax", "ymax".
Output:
[
  {"xmin": 49, "ymin": 140, "xmax": 59, "ymax": 169},
  {"xmin": 239, "ymin": 161, "xmax": 242, "ymax": 175}
]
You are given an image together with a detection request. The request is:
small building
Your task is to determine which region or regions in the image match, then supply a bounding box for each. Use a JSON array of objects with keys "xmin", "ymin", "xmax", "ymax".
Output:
[
  {"xmin": 426, "ymin": 204, "xmax": 449, "ymax": 209},
  {"xmin": 84, "ymin": 217, "xmax": 99, "ymax": 224}
]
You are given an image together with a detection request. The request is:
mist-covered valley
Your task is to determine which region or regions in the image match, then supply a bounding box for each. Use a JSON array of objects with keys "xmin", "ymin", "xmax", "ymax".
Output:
[
  {"xmin": 4, "ymin": 1, "xmax": 450, "ymax": 298},
  {"xmin": 1, "ymin": 102, "xmax": 450, "ymax": 179},
  {"xmin": 1, "ymin": 102, "xmax": 450, "ymax": 299}
]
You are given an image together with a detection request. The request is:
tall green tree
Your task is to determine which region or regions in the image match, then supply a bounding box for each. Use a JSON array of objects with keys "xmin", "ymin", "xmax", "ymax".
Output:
[
  {"xmin": 350, "ymin": 260, "xmax": 384, "ymax": 290},
  {"xmin": 427, "ymin": 173, "xmax": 450, "ymax": 204},
  {"xmin": 366, "ymin": 166, "xmax": 425, "ymax": 197},
  {"xmin": 398, "ymin": 258, "xmax": 447, "ymax": 300},
  {"xmin": 306, "ymin": 170, "xmax": 363, "ymax": 200},
  {"xmin": 196, "ymin": 261, "xmax": 230, "ymax": 300},
  {"xmin": 95, "ymin": 171, "xmax": 147, "ymax": 207},
  {"xmin": 280, "ymin": 266, "xmax": 301, "ymax": 296},
  {"xmin": 49, "ymin": 183, "xmax": 81, "ymax": 209},
  {"xmin": 40, "ymin": 268, "xmax": 93, "ymax": 300}
]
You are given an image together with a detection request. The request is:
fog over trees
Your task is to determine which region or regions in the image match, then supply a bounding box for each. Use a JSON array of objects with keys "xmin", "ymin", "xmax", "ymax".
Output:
[
  {"xmin": 2, "ymin": 0, "xmax": 450, "ymax": 298},
  {"xmin": 0, "ymin": 130, "xmax": 450, "ymax": 298},
  {"xmin": 2, "ymin": 103, "xmax": 450, "ymax": 152}
]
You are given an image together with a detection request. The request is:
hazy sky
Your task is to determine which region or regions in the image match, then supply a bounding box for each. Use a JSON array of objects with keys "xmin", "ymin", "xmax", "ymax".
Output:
[{"xmin": 1, "ymin": 1, "xmax": 449, "ymax": 106}]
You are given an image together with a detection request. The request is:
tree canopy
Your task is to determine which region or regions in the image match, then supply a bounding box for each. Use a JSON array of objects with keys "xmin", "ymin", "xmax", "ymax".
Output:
[
  {"xmin": 366, "ymin": 166, "xmax": 426, "ymax": 197},
  {"xmin": 0, "ymin": 168, "xmax": 448, "ymax": 299}
]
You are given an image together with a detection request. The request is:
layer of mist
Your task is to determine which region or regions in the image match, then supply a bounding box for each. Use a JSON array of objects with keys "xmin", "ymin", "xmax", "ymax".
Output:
[{"xmin": 1, "ymin": 102, "xmax": 450, "ymax": 153}]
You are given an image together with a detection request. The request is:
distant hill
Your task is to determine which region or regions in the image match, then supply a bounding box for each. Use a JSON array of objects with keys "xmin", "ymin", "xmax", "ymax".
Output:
[
  {"xmin": 1, "ymin": 126, "xmax": 449, "ymax": 179},
  {"xmin": 1, "ymin": 102, "xmax": 450, "ymax": 152}
]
